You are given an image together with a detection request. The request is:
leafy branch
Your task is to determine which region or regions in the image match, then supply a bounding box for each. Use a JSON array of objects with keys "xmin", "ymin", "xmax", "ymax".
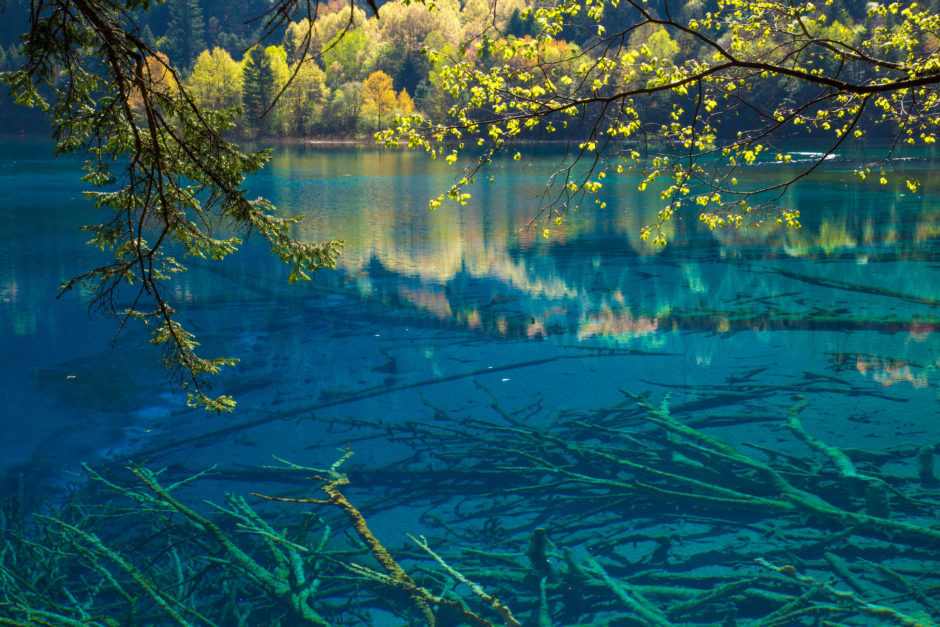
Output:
[{"xmin": 3, "ymin": 0, "xmax": 344, "ymax": 409}]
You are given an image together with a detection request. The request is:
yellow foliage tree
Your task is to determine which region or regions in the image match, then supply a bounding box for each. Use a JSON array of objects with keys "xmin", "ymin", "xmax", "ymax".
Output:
[
  {"xmin": 278, "ymin": 61, "xmax": 330, "ymax": 135},
  {"xmin": 128, "ymin": 52, "xmax": 177, "ymax": 112},
  {"xmin": 361, "ymin": 70, "xmax": 397, "ymax": 130},
  {"xmin": 283, "ymin": 6, "xmax": 368, "ymax": 64},
  {"xmin": 187, "ymin": 47, "xmax": 242, "ymax": 111},
  {"xmin": 397, "ymin": 88, "xmax": 414, "ymax": 115},
  {"xmin": 372, "ymin": 1, "xmax": 460, "ymax": 51}
]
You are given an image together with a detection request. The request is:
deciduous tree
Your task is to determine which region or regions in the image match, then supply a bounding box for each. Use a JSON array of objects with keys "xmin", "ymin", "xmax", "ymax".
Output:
[
  {"xmin": 321, "ymin": 27, "xmax": 369, "ymax": 85},
  {"xmin": 387, "ymin": 0, "xmax": 940, "ymax": 245},
  {"xmin": 361, "ymin": 70, "xmax": 398, "ymax": 130},
  {"xmin": 325, "ymin": 80, "xmax": 365, "ymax": 133},
  {"xmin": 279, "ymin": 60, "xmax": 331, "ymax": 135},
  {"xmin": 187, "ymin": 47, "xmax": 243, "ymax": 111},
  {"xmin": 127, "ymin": 52, "xmax": 178, "ymax": 111},
  {"xmin": 283, "ymin": 5, "xmax": 368, "ymax": 65},
  {"xmin": 397, "ymin": 88, "xmax": 414, "ymax": 115}
]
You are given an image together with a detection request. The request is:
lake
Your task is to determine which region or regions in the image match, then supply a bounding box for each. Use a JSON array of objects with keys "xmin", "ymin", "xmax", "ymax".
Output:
[{"xmin": 1, "ymin": 138, "xmax": 938, "ymax": 625}]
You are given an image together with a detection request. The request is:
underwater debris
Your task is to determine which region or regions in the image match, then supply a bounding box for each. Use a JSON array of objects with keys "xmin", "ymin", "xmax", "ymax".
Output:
[{"xmin": 1, "ymin": 388, "xmax": 938, "ymax": 626}]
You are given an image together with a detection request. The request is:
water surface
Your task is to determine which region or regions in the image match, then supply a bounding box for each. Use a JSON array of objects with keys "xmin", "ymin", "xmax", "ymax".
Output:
[{"xmin": 1, "ymin": 139, "xmax": 937, "ymax": 624}]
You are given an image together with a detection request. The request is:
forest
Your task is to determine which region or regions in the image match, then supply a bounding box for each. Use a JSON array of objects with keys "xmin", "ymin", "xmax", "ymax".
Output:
[
  {"xmin": 0, "ymin": 0, "xmax": 918, "ymax": 138},
  {"xmin": 0, "ymin": 0, "xmax": 532, "ymax": 136}
]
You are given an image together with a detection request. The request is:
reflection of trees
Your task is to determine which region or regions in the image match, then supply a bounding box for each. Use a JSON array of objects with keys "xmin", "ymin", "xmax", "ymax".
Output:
[
  {"xmin": 257, "ymin": 148, "xmax": 939, "ymax": 348},
  {"xmin": 317, "ymin": 246, "xmax": 938, "ymax": 357},
  {"xmin": 831, "ymin": 349, "xmax": 937, "ymax": 390}
]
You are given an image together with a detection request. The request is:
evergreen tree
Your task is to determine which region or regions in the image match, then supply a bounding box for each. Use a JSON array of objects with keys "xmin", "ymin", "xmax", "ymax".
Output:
[
  {"xmin": 140, "ymin": 24, "xmax": 157, "ymax": 50},
  {"xmin": 503, "ymin": 7, "xmax": 538, "ymax": 38},
  {"xmin": 505, "ymin": 8, "xmax": 526, "ymax": 38},
  {"xmin": 241, "ymin": 45, "xmax": 268, "ymax": 125},
  {"xmin": 164, "ymin": 0, "xmax": 205, "ymax": 72},
  {"xmin": 241, "ymin": 45, "xmax": 289, "ymax": 135},
  {"xmin": 3, "ymin": 0, "xmax": 341, "ymax": 408}
]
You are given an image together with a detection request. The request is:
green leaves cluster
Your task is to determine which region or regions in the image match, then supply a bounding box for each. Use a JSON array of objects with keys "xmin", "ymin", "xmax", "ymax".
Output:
[{"xmin": 387, "ymin": 0, "xmax": 940, "ymax": 245}]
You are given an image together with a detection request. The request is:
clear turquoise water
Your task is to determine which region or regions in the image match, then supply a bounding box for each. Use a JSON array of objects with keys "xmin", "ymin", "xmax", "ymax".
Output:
[{"xmin": 1, "ymin": 138, "xmax": 937, "ymax": 623}]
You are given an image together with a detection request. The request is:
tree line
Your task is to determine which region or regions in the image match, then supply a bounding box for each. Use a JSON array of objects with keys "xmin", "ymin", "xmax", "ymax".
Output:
[
  {"xmin": 0, "ymin": 0, "xmax": 536, "ymax": 137},
  {"xmin": 5, "ymin": 0, "xmax": 926, "ymax": 140},
  {"xmin": 178, "ymin": 0, "xmax": 541, "ymax": 137}
]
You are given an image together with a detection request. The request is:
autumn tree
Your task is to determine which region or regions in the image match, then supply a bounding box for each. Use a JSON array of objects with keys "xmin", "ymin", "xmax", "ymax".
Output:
[
  {"xmin": 187, "ymin": 47, "xmax": 243, "ymax": 110},
  {"xmin": 127, "ymin": 52, "xmax": 178, "ymax": 111},
  {"xmin": 397, "ymin": 88, "xmax": 414, "ymax": 115},
  {"xmin": 361, "ymin": 70, "xmax": 398, "ymax": 130}
]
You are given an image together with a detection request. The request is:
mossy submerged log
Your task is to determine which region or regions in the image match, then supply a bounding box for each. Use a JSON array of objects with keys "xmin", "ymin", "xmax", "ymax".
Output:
[{"xmin": 1, "ymin": 388, "xmax": 938, "ymax": 626}]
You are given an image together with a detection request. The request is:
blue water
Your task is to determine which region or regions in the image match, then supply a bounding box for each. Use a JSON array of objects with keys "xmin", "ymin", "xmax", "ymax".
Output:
[{"xmin": 1, "ymin": 138, "xmax": 938, "ymax": 624}]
